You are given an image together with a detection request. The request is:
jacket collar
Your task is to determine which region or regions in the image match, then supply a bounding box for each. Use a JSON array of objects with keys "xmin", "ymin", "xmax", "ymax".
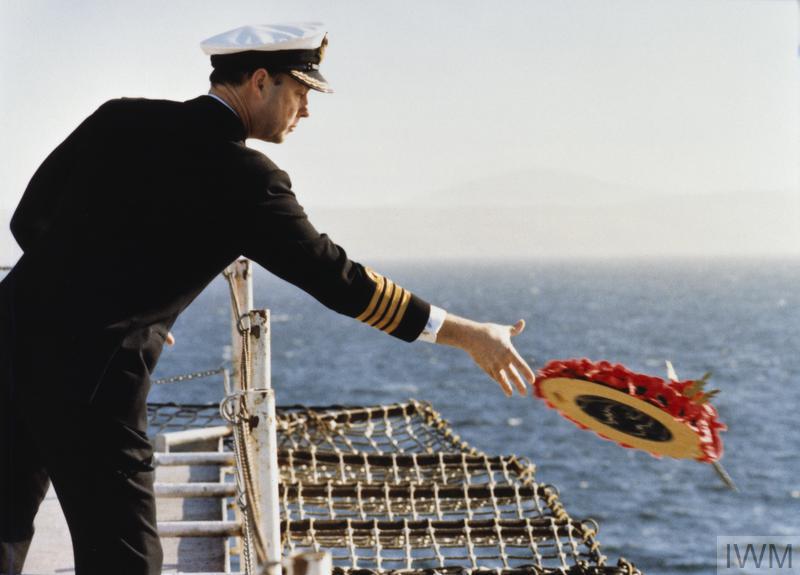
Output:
[{"xmin": 185, "ymin": 95, "xmax": 247, "ymax": 143}]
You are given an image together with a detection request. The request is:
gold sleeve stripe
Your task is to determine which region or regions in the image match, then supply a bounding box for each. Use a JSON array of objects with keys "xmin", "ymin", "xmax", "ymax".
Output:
[
  {"xmin": 355, "ymin": 271, "xmax": 386, "ymax": 322},
  {"xmin": 356, "ymin": 268, "xmax": 414, "ymax": 333},
  {"xmin": 382, "ymin": 289, "xmax": 412, "ymax": 334},
  {"xmin": 373, "ymin": 285, "xmax": 406, "ymax": 331},
  {"xmin": 368, "ymin": 280, "xmax": 397, "ymax": 327}
]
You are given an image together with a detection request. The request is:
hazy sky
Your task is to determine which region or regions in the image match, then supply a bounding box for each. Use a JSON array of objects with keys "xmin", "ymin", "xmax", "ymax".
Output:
[{"xmin": 1, "ymin": 0, "xmax": 797, "ymax": 261}]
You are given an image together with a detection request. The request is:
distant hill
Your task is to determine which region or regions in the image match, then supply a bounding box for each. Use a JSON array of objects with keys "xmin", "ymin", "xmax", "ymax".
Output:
[
  {"xmin": 309, "ymin": 189, "xmax": 800, "ymax": 260},
  {"xmin": 411, "ymin": 168, "xmax": 654, "ymax": 208},
  {"xmin": 306, "ymin": 168, "xmax": 799, "ymax": 260}
]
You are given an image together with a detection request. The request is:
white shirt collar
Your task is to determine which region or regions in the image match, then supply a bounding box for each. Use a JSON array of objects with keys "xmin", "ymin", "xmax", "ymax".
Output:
[{"xmin": 206, "ymin": 93, "xmax": 239, "ymax": 118}]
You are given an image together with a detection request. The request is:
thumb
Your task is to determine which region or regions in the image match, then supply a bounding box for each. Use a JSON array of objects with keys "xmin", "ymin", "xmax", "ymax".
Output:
[{"xmin": 510, "ymin": 319, "xmax": 525, "ymax": 337}]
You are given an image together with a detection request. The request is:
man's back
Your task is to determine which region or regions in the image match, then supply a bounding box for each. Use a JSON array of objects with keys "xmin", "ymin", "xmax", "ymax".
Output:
[
  {"xmin": 12, "ymin": 97, "xmax": 248, "ymax": 326},
  {"xmin": 5, "ymin": 96, "xmax": 281, "ymax": 396}
]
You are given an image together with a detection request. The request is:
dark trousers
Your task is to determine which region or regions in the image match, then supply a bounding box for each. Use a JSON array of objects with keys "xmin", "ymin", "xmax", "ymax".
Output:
[{"xmin": 1, "ymin": 345, "xmax": 163, "ymax": 575}]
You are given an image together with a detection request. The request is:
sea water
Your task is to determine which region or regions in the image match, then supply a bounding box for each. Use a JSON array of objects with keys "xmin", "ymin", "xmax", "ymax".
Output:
[{"xmin": 147, "ymin": 258, "xmax": 800, "ymax": 575}]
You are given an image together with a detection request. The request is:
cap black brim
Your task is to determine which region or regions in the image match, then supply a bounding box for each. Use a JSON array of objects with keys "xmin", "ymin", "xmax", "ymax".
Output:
[{"xmin": 289, "ymin": 69, "xmax": 333, "ymax": 93}]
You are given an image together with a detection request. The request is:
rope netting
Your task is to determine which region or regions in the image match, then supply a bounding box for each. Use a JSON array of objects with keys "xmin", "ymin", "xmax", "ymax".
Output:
[
  {"xmin": 279, "ymin": 451, "xmax": 536, "ymax": 487},
  {"xmin": 276, "ymin": 401, "xmax": 477, "ymax": 455},
  {"xmin": 147, "ymin": 399, "xmax": 640, "ymax": 574},
  {"xmin": 279, "ymin": 482, "xmax": 564, "ymax": 522},
  {"xmin": 148, "ymin": 402, "xmax": 227, "ymax": 434},
  {"xmin": 268, "ymin": 404, "xmax": 624, "ymax": 573},
  {"xmin": 283, "ymin": 517, "xmax": 610, "ymax": 574}
]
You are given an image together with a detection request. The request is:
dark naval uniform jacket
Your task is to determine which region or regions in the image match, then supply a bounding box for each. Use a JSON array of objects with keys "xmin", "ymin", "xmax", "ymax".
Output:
[{"xmin": 0, "ymin": 96, "xmax": 430, "ymax": 428}]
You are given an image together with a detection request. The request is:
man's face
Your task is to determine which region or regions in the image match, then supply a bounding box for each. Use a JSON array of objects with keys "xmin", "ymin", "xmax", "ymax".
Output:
[{"xmin": 251, "ymin": 72, "xmax": 310, "ymax": 143}]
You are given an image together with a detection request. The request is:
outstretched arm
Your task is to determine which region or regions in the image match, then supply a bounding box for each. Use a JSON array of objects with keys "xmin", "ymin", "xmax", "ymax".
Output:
[
  {"xmin": 435, "ymin": 314, "xmax": 535, "ymax": 397},
  {"xmin": 238, "ymin": 164, "xmax": 535, "ymax": 379}
]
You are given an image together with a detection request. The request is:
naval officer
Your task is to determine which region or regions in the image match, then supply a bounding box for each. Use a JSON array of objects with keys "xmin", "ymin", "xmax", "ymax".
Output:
[{"xmin": 0, "ymin": 23, "xmax": 535, "ymax": 574}]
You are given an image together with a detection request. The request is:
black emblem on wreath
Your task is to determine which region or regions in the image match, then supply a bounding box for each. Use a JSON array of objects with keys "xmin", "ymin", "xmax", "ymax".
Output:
[{"xmin": 574, "ymin": 395, "xmax": 673, "ymax": 442}]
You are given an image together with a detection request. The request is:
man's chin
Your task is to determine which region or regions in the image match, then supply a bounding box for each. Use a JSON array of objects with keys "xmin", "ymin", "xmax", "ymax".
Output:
[
  {"xmin": 258, "ymin": 127, "xmax": 292, "ymax": 144},
  {"xmin": 260, "ymin": 133, "xmax": 285, "ymax": 144},
  {"xmin": 275, "ymin": 128, "xmax": 293, "ymax": 143}
]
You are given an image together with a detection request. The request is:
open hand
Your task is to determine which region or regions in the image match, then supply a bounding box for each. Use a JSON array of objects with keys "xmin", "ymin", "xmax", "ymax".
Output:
[{"xmin": 436, "ymin": 314, "xmax": 536, "ymax": 397}]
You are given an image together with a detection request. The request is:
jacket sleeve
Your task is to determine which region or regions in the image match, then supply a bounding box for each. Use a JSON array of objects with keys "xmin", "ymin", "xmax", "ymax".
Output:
[
  {"xmin": 240, "ymin": 168, "xmax": 430, "ymax": 342},
  {"xmin": 10, "ymin": 102, "xmax": 112, "ymax": 252}
]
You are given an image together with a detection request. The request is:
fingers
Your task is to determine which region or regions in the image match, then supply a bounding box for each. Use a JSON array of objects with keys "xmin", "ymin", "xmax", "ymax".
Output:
[
  {"xmin": 496, "ymin": 369, "xmax": 514, "ymax": 397},
  {"xmin": 166, "ymin": 332, "xmax": 176, "ymax": 346},
  {"xmin": 511, "ymin": 349, "xmax": 536, "ymax": 384},
  {"xmin": 477, "ymin": 363, "xmax": 511, "ymax": 397},
  {"xmin": 507, "ymin": 319, "xmax": 535, "ymax": 388},
  {"xmin": 505, "ymin": 365, "xmax": 527, "ymax": 396}
]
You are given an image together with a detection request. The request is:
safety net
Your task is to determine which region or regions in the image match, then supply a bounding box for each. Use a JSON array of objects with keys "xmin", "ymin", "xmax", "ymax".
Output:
[{"xmin": 148, "ymin": 398, "xmax": 641, "ymax": 575}]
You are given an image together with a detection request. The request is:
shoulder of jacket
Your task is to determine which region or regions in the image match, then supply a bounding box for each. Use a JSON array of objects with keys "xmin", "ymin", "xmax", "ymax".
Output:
[
  {"xmin": 88, "ymin": 98, "xmax": 182, "ymax": 126},
  {"xmin": 97, "ymin": 97, "xmax": 180, "ymax": 112},
  {"xmin": 235, "ymin": 147, "xmax": 290, "ymax": 183}
]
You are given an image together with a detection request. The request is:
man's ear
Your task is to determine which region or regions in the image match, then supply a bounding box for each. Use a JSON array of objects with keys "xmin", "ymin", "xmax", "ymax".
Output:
[{"xmin": 250, "ymin": 68, "xmax": 270, "ymax": 93}]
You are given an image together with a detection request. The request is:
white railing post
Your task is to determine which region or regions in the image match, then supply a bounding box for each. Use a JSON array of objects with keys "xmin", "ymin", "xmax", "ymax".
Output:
[
  {"xmin": 249, "ymin": 309, "xmax": 282, "ymax": 575},
  {"xmin": 228, "ymin": 259, "xmax": 253, "ymax": 392}
]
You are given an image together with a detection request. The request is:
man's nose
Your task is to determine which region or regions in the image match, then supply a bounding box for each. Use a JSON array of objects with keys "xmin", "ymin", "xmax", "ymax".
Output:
[{"xmin": 299, "ymin": 95, "xmax": 310, "ymax": 118}]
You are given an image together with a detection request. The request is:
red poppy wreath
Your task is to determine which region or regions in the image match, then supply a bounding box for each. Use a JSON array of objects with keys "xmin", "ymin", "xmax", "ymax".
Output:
[{"xmin": 534, "ymin": 358, "xmax": 726, "ymax": 463}]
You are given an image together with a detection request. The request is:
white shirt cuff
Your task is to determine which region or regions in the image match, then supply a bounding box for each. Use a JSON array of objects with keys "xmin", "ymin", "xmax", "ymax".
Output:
[{"xmin": 416, "ymin": 305, "xmax": 447, "ymax": 343}]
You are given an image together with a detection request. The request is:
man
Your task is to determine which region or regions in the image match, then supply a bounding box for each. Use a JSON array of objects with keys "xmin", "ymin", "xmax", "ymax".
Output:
[{"xmin": 0, "ymin": 23, "xmax": 535, "ymax": 574}]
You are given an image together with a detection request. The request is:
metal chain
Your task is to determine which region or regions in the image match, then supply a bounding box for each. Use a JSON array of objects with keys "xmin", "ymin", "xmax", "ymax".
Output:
[{"xmin": 152, "ymin": 367, "xmax": 226, "ymax": 385}]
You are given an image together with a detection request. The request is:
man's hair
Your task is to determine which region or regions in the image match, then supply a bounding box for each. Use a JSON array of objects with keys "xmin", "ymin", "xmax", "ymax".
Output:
[
  {"xmin": 209, "ymin": 66, "xmax": 290, "ymax": 87},
  {"xmin": 209, "ymin": 67, "xmax": 260, "ymax": 86}
]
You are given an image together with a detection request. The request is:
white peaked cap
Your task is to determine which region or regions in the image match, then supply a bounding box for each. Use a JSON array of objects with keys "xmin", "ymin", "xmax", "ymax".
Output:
[
  {"xmin": 201, "ymin": 23, "xmax": 327, "ymax": 55},
  {"xmin": 200, "ymin": 23, "xmax": 332, "ymax": 93}
]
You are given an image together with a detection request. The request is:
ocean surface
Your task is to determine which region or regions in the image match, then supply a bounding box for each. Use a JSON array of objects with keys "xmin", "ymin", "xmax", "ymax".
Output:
[{"xmin": 145, "ymin": 258, "xmax": 799, "ymax": 574}]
